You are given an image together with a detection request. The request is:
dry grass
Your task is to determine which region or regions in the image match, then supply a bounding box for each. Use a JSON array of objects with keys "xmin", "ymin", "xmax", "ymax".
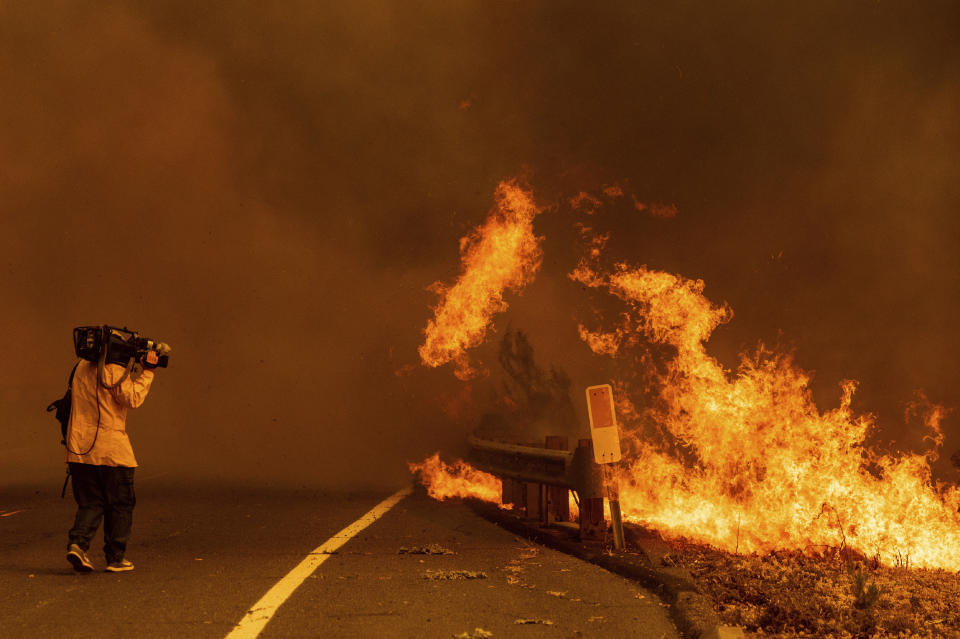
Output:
[{"xmin": 664, "ymin": 543, "xmax": 960, "ymax": 638}]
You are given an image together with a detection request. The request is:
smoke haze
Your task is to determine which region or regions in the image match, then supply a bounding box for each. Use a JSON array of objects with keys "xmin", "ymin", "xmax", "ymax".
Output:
[{"xmin": 2, "ymin": 1, "xmax": 958, "ymax": 488}]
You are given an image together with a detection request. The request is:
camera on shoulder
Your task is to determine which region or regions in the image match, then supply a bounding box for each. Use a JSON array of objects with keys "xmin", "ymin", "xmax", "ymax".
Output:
[{"xmin": 73, "ymin": 325, "xmax": 171, "ymax": 369}]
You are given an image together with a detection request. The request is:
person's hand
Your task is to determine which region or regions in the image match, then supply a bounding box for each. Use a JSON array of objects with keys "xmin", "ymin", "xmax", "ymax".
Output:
[{"xmin": 142, "ymin": 351, "xmax": 159, "ymax": 368}]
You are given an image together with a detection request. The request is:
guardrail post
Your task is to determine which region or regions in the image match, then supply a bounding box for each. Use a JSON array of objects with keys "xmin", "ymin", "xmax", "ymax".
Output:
[
  {"xmin": 501, "ymin": 478, "xmax": 522, "ymax": 510},
  {"xmin": 577, "ymin": 438, "xmax": 605, "ymax": 542},
  {"xmin": 465, "ymin": 432, "xmax": 594, "ymax": 531},
  {"xmin": 523, "ymin": 442, "xmax": 543, "ymax": 521},
  {"xmin": 544, "ymin": 436, "xmax": 569, "ymax": 525}
]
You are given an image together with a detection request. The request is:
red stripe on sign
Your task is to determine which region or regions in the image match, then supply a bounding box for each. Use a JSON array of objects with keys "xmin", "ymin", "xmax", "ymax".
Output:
[{"xmin": 588, "ymin": 387, "xmax": 614, "ymax": 428}]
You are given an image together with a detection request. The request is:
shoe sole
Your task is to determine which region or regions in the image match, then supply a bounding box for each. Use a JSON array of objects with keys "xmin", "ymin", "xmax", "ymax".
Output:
[
  {"xmin": 105, "ymin": 564, "xmax": 134, "ymax": 572},
  {"xmin": 67, "ymin": 552, "xmax": 93, "ymax": 573}
]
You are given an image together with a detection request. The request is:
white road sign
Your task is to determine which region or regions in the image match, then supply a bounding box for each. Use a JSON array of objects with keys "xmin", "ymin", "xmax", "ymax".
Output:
[{"xmin": 585, "ymin": 384, "xmax": 622, "ymax": 464}]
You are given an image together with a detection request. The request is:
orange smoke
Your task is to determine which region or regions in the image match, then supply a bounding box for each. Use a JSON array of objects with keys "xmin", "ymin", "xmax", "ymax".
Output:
[
  {"xmin": 419, "ymin": 180, "xmax": 543, "ymax": 379},
  {"xmin": 574, "ymin": 259, "xmax": 960, "ymax": 570},
  {"xmin": 408, "ymin": 453, "xmax": 504, "ymax": 505}
]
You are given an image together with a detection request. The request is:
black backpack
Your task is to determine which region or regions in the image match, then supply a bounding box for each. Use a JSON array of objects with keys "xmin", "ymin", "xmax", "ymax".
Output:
[{"xmin": 47, "ymin": 363, "xmax": 79, "ymax": 445}]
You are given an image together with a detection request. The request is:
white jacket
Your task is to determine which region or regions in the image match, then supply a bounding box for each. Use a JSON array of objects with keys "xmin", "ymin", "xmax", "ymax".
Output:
[{"xmin": 65, "ymin": 359, "xmax": 154, "ymax": 467}]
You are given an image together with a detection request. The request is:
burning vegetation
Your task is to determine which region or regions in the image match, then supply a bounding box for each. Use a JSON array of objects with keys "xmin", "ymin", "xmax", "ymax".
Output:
[
  {"xmin": 572, "ymin": 254, "xmax": 960, "ymax": 571},
  {"xmin": 410, "ymin": 181, "xmax": 960, "ymax": 632},
  {"xmin": 409, "ymin": 453, "xmax": 503, "ymax": 505}
]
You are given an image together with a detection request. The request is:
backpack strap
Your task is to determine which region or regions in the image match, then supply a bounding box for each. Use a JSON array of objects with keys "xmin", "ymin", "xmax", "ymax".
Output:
[
  {"xmin": 46, "ymin": 362, "xmax": 80, "ymax": 415},
  {"xmin": 67, "ymin": 361, "xmax": 79, "ymax": 390},
  {"xmin": 59, "ymin": 362, "xmax": 80, "ymax": 500}
]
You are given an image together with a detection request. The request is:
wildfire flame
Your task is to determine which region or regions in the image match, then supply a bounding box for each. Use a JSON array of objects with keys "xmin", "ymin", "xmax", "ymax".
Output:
[
  {"xmin": 412, "ymin": 181, "xmax": 960, "ymax": 572},
  {"xmin": 418, "ymin": 181, "xmax": 544, "ymax": 379},
  {"xmin": 574, "ymin": 259, "xmax": 960, "ymax": 571},
  {"xmin": 408, "ymin": 453, "xmax": 504, "ymax": 505}
]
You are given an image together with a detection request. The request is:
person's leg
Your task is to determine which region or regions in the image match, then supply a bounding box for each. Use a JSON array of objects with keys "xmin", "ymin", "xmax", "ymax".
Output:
[
  {"xmin": 67, "ymin": 463, "xmax": 105, "ymax": 551},
  {"xmin": 102, "ymin": 466, "xmax": 136, "ymax": 564}
]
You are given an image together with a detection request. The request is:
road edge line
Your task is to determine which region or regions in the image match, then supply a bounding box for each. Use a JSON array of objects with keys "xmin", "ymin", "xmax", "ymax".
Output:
[{"xmin": 225, "ymin": 487, "xmax": 412, "ymax": 639}]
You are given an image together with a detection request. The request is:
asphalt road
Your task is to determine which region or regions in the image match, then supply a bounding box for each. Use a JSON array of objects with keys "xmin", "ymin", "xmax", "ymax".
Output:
[{"xmin": 0, "ymin": 478, "xmax": 678, "ymax": 638}]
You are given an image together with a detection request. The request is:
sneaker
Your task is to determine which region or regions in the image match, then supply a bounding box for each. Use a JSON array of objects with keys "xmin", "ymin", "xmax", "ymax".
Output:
[
  {"xmin": 67, "ymin": 544, "xmax": 94, "ymax": 573},
  {"xmin": 105, "ymin": 559, "xmax": 134, "ymax": 572}
]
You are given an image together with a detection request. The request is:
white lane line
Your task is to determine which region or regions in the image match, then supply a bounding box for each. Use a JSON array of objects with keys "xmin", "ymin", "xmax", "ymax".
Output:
[{"xmin": 225, "ymin": 487, "xmax": 412, "ymax": 639}]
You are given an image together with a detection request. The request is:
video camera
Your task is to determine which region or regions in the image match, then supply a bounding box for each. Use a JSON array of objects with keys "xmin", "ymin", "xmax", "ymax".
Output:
[{"xmin": 73, "ymin": 325, "xmax": 171, "ymax": 369}]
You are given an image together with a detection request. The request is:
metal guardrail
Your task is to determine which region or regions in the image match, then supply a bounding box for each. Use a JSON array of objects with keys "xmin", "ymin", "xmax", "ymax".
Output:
[
  {"xmin": 465, "ymin": 432, "xmax": 608, "ymax": 542},
  {"xmin": 466, "ymin": 434, "xmax": 604, "ymax": 500}
]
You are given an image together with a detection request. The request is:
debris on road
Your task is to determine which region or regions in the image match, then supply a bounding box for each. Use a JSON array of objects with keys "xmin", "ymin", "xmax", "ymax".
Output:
[
  {"xmin": 502, "ymin": 544, "xmax": 542, "ymax": 589},
  {"xmin": 399, "ymin": 544, "xmax": 455, "ymax": 555},
  {"xmin": 514, "ymin": 618, "xmax": 553, "ymax": 625},
  {"xmin": 518, "ymin": 547, "xmax": 540, "ymax": 560},
  {"xmin": 453, "ymin": 628, "xmax": 493, "ymax": 638},
  {"xmin": 424, "ymin": 569, "xmax": 488, "ymax": 580},
  {"xmin": 504, "ymin": 564, "xmax": 529, "ymax": 587}
]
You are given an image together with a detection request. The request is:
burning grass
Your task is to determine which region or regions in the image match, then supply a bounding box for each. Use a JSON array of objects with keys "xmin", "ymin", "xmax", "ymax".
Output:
[
  {"xmin": 408, "ymin": 453, "xmax": 504, "ymax": 505},
  {"xmin": 659, "ymin": 538, "xmax": 960, "ymax": 638}
]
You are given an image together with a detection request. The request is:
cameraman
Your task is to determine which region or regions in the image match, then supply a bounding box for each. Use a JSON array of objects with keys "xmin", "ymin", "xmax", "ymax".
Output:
[{"xmin": 65, "ymin": 350, "xmax": 160, "ymax": 573}]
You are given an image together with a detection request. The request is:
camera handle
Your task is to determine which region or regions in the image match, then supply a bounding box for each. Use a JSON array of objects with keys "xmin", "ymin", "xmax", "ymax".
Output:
[{"xmin": 97, "ymin": 354, "xmax": 135, "ymax": 390}]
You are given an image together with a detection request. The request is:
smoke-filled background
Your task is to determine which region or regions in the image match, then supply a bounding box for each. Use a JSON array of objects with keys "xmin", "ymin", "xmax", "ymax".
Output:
[{"xmin": 2, "ymin": 1, "xmax": 958, "ymax": 489}]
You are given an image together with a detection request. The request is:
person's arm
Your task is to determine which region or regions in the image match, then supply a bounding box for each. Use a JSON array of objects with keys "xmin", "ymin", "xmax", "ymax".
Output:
[{"xmin": 109, "ymin": 351, "xmax": 157, "ymax": 408}]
